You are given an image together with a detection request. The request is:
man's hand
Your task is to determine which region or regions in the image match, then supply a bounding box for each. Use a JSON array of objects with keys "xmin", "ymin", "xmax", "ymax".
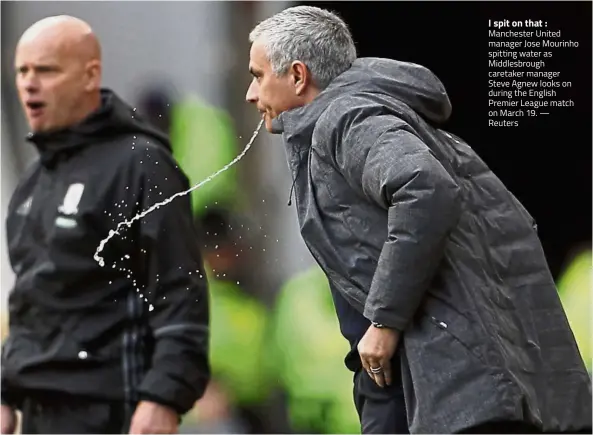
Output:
[
  {"xmin": 357, "ymin": 324, "xmax": 400, "ymax": 388},
  {"xmin": 195, "ymin": 381, "xmax": 231, "ymax": 423},
  {"xmin": 129, "ymin": 401, "xmax": 178, "ymax": 434},
  {"xmin": 1, "ymin": 405, "xmax": 17, "ymax": 434}
]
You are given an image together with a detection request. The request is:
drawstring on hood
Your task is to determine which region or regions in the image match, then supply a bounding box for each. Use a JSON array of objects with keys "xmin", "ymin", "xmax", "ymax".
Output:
[
  {"xmin": 287, "ymin": 176, "xmax": 297, "ymax": 206},
  {"xmin": 287, "ymin": 155, "xmax": 302, "ymax": 206},
  {"xmin": 27, "ymin": 88, "xmax": 171, "ymax": 169},
  {"xmin": 270, "ymin": 57, "xmax": 453, "ymax": 206}
]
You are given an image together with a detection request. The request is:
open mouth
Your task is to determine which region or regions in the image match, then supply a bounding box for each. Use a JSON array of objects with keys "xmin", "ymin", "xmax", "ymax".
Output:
[
  {"xmin": 26, "ymin": 101, "xmax": 46, "ymax": 117},
  {"xmin": 27, "ymin": 101, "xmax": 46, "ymax": 110}
]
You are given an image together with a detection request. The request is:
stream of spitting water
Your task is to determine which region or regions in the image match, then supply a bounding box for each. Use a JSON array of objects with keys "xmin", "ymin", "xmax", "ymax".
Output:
[{"xmin": 93, "ymin": 118, "xmax": 264, "ymax": 268}]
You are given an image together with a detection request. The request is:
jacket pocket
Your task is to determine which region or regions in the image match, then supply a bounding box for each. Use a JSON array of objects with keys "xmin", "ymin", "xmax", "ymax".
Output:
[
  {"xmin": 428, "ymin": 315, "xmax": 487, "ymax": 366},
  {"xmin": 418, "ymin": 295, "xmax": 492, "ymax": 368}
]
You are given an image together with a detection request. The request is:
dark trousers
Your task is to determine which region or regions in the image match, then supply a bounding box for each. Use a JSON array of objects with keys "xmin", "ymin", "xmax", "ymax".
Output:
[
  {"xmin": 20, "ymin": 392, "xmax": 132, "ymax": 434},
  {"xmin": 353, "ymin": 367, "xmax": 409, "ymax": 434}
]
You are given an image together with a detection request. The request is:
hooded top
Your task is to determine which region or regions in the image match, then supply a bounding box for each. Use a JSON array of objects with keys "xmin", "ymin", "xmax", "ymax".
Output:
[
  {"xmin": 3, "ymin": 88, "xmax": 210, "ymax": 416},
  {"xmin": 269, "ymin": 58, "xmax": 592, "ymax": 433}
]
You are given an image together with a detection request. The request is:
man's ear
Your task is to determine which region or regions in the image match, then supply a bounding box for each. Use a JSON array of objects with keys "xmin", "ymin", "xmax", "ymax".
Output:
[
  {"xmin": 290, "ymin": 61, "xmax": 311, "ymax": 96},
  {"xmin": 84, "ymin": 59, "xmax": 102, "ymax": 92}
]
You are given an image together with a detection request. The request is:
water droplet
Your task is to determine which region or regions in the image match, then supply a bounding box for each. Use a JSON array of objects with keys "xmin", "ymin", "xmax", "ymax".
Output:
[
  {"xmin": 78, "ymin": 350, "xmax": 88, "ymax": 359},
  {"xmin": 93, "ymin": 119, "xmax": 264, "ymax": 285},
  {"xmin": 149, "ymin": 304, "xmax": 154, "ymax": 311}
]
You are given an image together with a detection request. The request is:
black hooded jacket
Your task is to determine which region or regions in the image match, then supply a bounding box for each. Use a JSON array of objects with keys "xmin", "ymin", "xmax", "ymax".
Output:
[{"xmin": 1, "ymin": 89, "xmax": 210, "ymax": 415}]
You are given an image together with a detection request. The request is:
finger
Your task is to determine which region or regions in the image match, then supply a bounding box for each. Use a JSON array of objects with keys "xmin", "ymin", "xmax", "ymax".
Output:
[
  {"xmin": 128, "ymin": 423, "xmax": 145, "ymax": 434},
  {"xmin": 382, "ymin": 360, "xmax": 392, "ymax": 386},
  {"xmin": 368, "ymin": 358, "xmax": 385, "ymax": 388},
  {"xmin": 373, "ymin": 368, "xmax": 386, "ymax": 388},
  {"xmin": 360, "ymin": 356, "xmax": 374, "ymax": 379}
]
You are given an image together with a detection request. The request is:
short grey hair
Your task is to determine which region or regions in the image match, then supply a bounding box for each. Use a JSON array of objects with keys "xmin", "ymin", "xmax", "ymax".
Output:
[{"xmin": 249, "ymin": 6, "xmax": 357, "ymax": 90}]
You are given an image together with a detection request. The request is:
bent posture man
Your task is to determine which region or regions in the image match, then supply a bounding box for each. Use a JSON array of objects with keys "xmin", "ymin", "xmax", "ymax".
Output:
[
  {"xmin": 246, "ymin": 6, "xmax": 592, "ymax": 434},
  {"xmin": 1, "ymin": 16, "xmax": 209, "ymax": 434}
]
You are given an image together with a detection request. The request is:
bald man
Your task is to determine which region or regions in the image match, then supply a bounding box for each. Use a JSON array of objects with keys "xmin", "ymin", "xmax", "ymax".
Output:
[{"xmin": 1, "ymin": 16, "xmax": 210, "ymax": 434}]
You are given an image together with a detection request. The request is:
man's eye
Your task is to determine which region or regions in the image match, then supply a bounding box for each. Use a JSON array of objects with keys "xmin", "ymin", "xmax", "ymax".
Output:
[{"xmin": 37, "ymin": 66, "xmax": 55, "ymax": 73}]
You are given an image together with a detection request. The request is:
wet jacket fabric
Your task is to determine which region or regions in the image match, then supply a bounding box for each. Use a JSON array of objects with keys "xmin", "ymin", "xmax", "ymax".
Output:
[
  {"xmin": 1, "ymin": 89, "xmax": 210, "ymax": 415},
  {"xmin": 271, "ymin": 57, "xmax": 592, "ymax": 433}
]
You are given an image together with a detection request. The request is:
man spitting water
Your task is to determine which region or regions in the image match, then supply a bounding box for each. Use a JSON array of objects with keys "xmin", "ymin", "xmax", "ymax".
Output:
[{"xmin": 245, "ymin": 6, "xmax": 591, "ymax": 435}]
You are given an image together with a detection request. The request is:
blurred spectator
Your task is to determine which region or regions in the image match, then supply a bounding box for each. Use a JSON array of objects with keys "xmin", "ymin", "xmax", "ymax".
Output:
[
  {"xmin": 136, "ymin": 85, "xmax": 175, "ymax": 135},
  {"xmin": 272, "ymin": 266, "xmax": 360, "ymax": 434},
  {"xmin": 170, "ymin": 96, "xmax": 242, "ymax": 217},
  {"xmin": 181, "ymin": 209, "xmax": 279, "ymax": 434}
]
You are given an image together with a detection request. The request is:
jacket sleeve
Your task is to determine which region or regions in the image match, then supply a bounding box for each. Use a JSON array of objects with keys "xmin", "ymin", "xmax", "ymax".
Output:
[
  {"xmin": 132, "ymin": 144, "xmax": 210, "ymax": 415},
  {"xmin": 333, "ymin": 113, "xmax": 461, "ymax": 331},
  {"xmin": 1, "ymin": 344, "xmax": 22, "ymax": 409}
]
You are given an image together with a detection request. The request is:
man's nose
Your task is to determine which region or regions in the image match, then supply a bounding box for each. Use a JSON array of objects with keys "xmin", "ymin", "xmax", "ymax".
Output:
[
  {"xmin": 245, "ymin": 81, "xmax": 257, "ymax": 104},
  {"xmin": 20, "ymin": 74, "xmax": 40, "ymax": 94},
  {"xmin": 25, "ymin": 81, "xmax": 39, "ymax": 94}
]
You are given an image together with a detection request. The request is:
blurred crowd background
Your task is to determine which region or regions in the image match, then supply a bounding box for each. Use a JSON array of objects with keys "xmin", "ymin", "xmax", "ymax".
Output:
[{"xmin": 1, "ymin": 2, "xmax": 590, "ymax": 434}]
